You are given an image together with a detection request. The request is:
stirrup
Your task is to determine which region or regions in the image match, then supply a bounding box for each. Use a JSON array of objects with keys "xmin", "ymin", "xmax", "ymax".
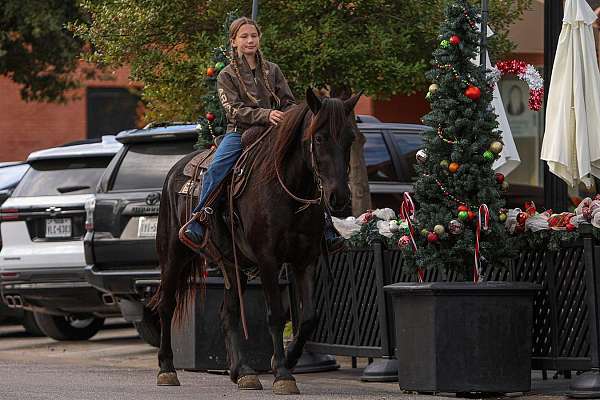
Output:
[{"xmin": 179, "ymin": 213, "xmax": 209, "ymax": 254}]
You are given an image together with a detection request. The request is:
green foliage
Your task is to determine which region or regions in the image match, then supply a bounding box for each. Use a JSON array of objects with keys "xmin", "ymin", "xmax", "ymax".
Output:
[
  {"xmin": 407, "ymin": 0, "xmax": 514, "ymax": 281},
  {"xmin": 0, "ymin": 0, "xmax": 87, "ymax": 102},
  {"xmin": 195, "ymin": 13, "xmax": 236, "ymax": 148},
  {"xmin": 71, "ymin": 0, "xmax": 531, "ymax": 120}
]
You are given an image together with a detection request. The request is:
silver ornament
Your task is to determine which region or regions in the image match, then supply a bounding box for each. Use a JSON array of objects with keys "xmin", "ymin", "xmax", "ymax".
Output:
[
  {"xmin": 416, "ymin": 149, "xmax": 428, "ymax": 164},
  {"xmin": 448, "ymin": 219, "xmax": 464, "ymax": 235}
]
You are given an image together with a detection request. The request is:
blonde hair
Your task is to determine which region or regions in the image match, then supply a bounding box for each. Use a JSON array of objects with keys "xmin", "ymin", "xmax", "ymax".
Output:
[{"xmin": 228, "ymin": 17, "xmax": 280, "ymax": 108}]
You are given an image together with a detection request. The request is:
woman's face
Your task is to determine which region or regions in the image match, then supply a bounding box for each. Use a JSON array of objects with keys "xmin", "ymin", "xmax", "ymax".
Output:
[{"xmin": 232, "ymin": 24, "xmax": 260, "ymax": 58}]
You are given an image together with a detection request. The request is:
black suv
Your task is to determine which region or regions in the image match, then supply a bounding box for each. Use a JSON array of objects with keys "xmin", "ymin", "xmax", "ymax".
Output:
[{"xmin": 84, "ymin": 123, "xmax": 197, "ymax": 346}]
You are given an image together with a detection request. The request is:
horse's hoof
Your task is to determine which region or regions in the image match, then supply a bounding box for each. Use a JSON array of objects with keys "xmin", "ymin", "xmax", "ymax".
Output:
[
  {"xmin": 273, "ymin": 379, "xmax": 300, "ymax": 395},
  {"xmin": 157, "ymin": 372, "xmax": 180, "ymax": 386},
  {"xmin": 237, "ymin": 374, "xmax": 263, "ymax": 390}
]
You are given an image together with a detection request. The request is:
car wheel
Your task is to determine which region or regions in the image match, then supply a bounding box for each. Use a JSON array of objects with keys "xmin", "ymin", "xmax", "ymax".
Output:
[
  {"xmin": 21, "ymin": 311, "xmax": 44, "ymax": 337},
  {"xmin": 133, "ymin": 310, "xmax": 160, "ymax": 348},
  {"xmin": 33, "ymin": 312, "xmax": 104, "ymax": 341}
]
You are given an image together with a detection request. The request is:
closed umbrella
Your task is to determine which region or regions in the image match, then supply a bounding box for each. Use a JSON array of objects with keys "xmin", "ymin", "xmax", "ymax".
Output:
[
  {"xmin": 541, "ymin": 0, "xmax": 600, "ymax": 188},
  {"xmin": 474, "ymin": 25, "xmax": 521, "ymax": 176}
]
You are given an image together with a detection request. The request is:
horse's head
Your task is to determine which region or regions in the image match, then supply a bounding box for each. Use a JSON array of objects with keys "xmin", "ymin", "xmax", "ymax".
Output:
[{"xmin": 304, "ymin": 88, "xmax": 362, "ymax": 214}]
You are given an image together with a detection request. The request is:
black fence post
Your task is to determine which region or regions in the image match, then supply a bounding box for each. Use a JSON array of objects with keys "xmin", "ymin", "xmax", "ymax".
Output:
[
  {"xmin": 569, "ymin": 223, "xmax": 600, "ymax": 397},
  {"xmin": 361, "ymin": 240, "xmax": 399, "ymax": 382}
]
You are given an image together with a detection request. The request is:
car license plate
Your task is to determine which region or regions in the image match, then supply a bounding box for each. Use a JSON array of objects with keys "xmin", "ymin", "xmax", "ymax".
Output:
[
  {"xmin": 45, "ymin": 218, "xmax": 72, "ymax": 238},
  {"xmin": 138, "ymin": 216, "xmax": 158, "ymax": 238}
]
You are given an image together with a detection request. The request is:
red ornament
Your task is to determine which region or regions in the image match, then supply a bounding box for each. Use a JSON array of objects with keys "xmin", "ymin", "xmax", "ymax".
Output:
[
  {"xmin": 427, "ymin": 232, "xmax": 439, "ymax": 243},
  {"xmin": 449, "ymin": 35, "xmax": 461, "ymax": 45},
  {"xmin": 458, "ymin": 205, "xmax": 469, "ymax": 212},
  {"xmin": 517, "ymin": 212, "xmax": 529, "ymax": 225},
  {"xmin": 398, "ymin": 235, "xmax": 411, "ymax": 249},
  {"xmin": 206, "ymin": 112, "xmax": 216, "ymax": 122},
  {"xmin": 206, "ymin": 67, "xmax": 215, "ymax": 77},
  {"xmin": 495, "ymin": 173, "xmax": 505, "ymax": 184},
  {"xmin": 467, "ymin": 211, "xmax": 476, "ymax": 221},
  {"xmin": 465, "ymin": 85, "xmax": 481, "ymax": 101},
  {"xmin": 566, "ymin": 223, "xmax": 576, "ymax": 232}
]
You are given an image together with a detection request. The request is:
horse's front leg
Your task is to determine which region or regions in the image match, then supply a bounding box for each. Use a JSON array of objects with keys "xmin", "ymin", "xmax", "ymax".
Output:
[
  {"xmin": 221, "ymin": 266, "xmax": 262, "ymax": 390},
  {"xmin": 285, "ymin": 263, "xmax": 317, "ymax": 370},
  {"xmin": 261, "ymin": 261, "xmax": 300, "ymax": 395}
]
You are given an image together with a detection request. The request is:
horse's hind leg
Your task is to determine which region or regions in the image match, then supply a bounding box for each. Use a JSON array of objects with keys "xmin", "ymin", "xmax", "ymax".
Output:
[
  {"xmin": 260, "ymin": 261, "xmax": 300, "ymax": 395},
  {"xmin": 221, "ymin": 266, "xmax": 262, "ymax": 390},
  {"xmin": 285, "ymin": 263, "xmax": 317, "ymax": 370},
  {"xmin": 156, "ymin": 241, "xmax": 193, "ymax": 386},
  {"xmin": 156, "ymin": 282, "xmax": 179, "ymax": 386}
]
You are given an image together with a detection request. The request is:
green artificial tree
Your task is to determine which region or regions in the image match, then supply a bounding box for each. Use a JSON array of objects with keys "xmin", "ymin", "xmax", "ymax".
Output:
[
  {"xmin": 195, "ymin": 12, "xmax": 238, "ymax": 149},
  {"xmin": 401, "ymin": 0, "xmax": 512, "ymax": 281}
]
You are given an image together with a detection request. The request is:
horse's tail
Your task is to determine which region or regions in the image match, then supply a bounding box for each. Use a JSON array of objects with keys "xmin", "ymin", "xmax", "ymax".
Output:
[{"xmin": 148, "ymin": 151, "xmax": 205, "ymax": 325}]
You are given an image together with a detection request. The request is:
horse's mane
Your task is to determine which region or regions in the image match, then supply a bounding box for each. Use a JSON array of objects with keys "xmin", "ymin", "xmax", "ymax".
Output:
[{"xmin": 259, "ymin": 97, "xmax": 348, "ymax": 182}]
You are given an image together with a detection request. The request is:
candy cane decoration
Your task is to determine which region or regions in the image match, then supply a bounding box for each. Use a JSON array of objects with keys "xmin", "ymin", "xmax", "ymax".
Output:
[
  {"xmin": 473, "ymin": 204, "xmax": 490, "ymax": 283},
  {"xmin": 400, "ymin": 193, "xmax": 424, "ymax": 283}
]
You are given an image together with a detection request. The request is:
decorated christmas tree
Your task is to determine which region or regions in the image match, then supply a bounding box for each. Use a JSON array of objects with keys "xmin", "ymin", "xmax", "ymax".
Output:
[
  {"xmin": 400, "ymin": 0, "xmax": 511, "ymax": 281},
  {"xmin": 195, "ymin": 12, "xmax": 238, "ymax": 148}
]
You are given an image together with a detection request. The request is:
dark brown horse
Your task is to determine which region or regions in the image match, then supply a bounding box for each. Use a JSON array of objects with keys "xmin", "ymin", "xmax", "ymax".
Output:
[{"xmin": 150, "ymin": 89, "xmax": 360, "ymax": 394}]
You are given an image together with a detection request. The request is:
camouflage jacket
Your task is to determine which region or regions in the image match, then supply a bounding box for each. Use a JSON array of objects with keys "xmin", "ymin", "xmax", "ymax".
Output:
[{"xmin": 217, "ymin": 54, "xmax": 296, "ymax": 133}]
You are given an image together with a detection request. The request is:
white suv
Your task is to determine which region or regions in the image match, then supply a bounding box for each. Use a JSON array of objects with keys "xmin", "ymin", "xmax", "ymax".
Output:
[{"xmin": 0, "ymin": 137, "xmax": 122, "ymax": 341}]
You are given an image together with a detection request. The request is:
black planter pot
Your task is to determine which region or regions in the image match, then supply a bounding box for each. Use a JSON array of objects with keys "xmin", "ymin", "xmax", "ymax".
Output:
[
  {"xmin": 172, "ymin": 277, "xmax": 280, "ymax": 372},
  {"xmin": 384, "ymin": 281, "xmax": 539, "ymax": 394}
]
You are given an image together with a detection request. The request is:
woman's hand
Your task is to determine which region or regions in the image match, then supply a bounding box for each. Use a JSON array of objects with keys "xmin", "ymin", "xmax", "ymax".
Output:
[{"xmin": 269, "ymin": 110, "xmax": 284, "ymax": 126}]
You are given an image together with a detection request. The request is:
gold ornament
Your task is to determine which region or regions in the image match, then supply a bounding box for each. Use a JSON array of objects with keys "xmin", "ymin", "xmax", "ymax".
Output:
[
  {"xmin": 489, "ymin": 141, "xmax": 503, "ymax": 154},
  {"xmin": 428, "ymin": 84, "xmax": 439, "ymax": 94},
  {"xmin": 433, "ymin": 225, "xmax": 445, "ymax": 235}
]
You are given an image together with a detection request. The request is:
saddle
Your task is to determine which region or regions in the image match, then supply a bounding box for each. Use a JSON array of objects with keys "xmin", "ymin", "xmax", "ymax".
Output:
[{"xmin": 179, "ymin": 126, "xmax": 271, "ymax": 200}]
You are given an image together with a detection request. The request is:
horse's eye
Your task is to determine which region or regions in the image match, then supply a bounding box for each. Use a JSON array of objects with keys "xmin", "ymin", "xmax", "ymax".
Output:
[{"xmin": 315, "ymin": 135, "xmax": 324, "ymax": 144}]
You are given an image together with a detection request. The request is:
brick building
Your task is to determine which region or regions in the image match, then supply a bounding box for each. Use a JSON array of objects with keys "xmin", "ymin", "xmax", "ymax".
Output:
[{"xmin": 0, "ymin": 67, "xmax": 140, "ymax": 162}]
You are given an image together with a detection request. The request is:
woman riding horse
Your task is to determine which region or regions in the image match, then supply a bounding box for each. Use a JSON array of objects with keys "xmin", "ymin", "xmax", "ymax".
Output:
[{"xmin": 180, "ymin": 17, "xmax": 344, "ymax": 253}]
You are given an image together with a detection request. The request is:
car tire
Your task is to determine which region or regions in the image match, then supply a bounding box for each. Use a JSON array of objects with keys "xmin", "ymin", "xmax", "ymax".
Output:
[
  {"xmin": 22, "ymin": 311, "xmax": 44, "ymax": 337},
  {"xmin": 134, "ymin": 311, "xmax": 160, "ymax": 348},
  {"xmin": 33, "ymin": 312, "xmax": 104, "ymax": 341}
]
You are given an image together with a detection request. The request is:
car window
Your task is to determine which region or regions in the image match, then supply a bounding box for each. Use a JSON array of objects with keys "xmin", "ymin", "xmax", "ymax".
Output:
[
  {"xmin": 0, "ymin": 164, "xmax": 29, "ymax": 190},
  {"xmin": 364, "ymin": 132, "xmax": 398, "ymax": 181},
  {"xmin": 12, "ymin": 157, "xmax": 112, "ymax": 197},
  {"xmin": 110, "ymin": 140, "xmax": 195, "ymax": 191},
  {"xmin": 388, "ymin": 132, "xmax": 423, "ymax": 182}
]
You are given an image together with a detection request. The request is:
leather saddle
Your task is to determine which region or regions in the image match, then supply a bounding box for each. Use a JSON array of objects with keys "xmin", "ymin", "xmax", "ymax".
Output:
[{"xmin": 179, "ymin": 125, "xmax": 272, "ymax": 201}]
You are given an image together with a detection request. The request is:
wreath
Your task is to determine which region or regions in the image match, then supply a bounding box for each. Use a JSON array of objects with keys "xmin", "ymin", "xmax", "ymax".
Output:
[{"xmin": 489, "ymin": 60, "xmax": 544, "ymax": 111}]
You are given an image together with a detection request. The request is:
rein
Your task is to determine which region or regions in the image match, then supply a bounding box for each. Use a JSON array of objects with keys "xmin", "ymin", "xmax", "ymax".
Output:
[{"xmin": 274, "ymin": 124, "xmax": 324, "ymax": 213}]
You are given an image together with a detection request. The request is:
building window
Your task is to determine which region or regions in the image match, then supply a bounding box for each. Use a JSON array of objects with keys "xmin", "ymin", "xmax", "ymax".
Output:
[{"xmin": 86, "ymin": 87, "xmax": 140, "ymax": 139}]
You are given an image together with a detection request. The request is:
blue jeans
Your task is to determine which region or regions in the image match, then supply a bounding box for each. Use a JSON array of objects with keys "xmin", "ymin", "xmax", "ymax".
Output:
[{"xmin": 193, "ymin": 132, "xmax": 242, "ymax": 213}]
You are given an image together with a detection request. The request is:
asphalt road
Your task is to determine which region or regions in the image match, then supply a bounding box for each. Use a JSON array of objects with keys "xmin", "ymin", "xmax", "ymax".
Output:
[{"xmin": 0, "ymin": 320, "xmax": 571, "ymax": 400}]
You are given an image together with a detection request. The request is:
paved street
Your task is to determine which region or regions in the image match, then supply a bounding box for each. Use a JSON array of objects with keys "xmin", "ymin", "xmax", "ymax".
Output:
[{"xmin": 0, "ymin": 319, "xmax": 571, "ymax": 400}]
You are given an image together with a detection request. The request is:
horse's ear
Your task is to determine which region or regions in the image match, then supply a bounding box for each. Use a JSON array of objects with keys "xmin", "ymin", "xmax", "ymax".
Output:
[
  {"xmin": 344, "ymin": 90, "xmax": 363, "ymax": 114},
  {"xmin": 306, "ymin": 88, "xmax": 322, "ymax": 115}
]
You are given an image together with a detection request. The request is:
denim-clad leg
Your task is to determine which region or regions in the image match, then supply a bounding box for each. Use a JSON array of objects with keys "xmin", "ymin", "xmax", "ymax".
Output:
[{"xmin": 186, "ymin": 132, "xmax": 242, "ymax": 241}]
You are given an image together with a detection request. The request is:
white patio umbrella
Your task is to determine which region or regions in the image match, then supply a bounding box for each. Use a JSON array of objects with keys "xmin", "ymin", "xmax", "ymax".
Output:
[
  {"xmin": 541, "ymin": 0, "xmax": 600, "ymax": 188},
  {"xmin": 473, "ymin": 25, "xmax": 521, "ymax": 176}
]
